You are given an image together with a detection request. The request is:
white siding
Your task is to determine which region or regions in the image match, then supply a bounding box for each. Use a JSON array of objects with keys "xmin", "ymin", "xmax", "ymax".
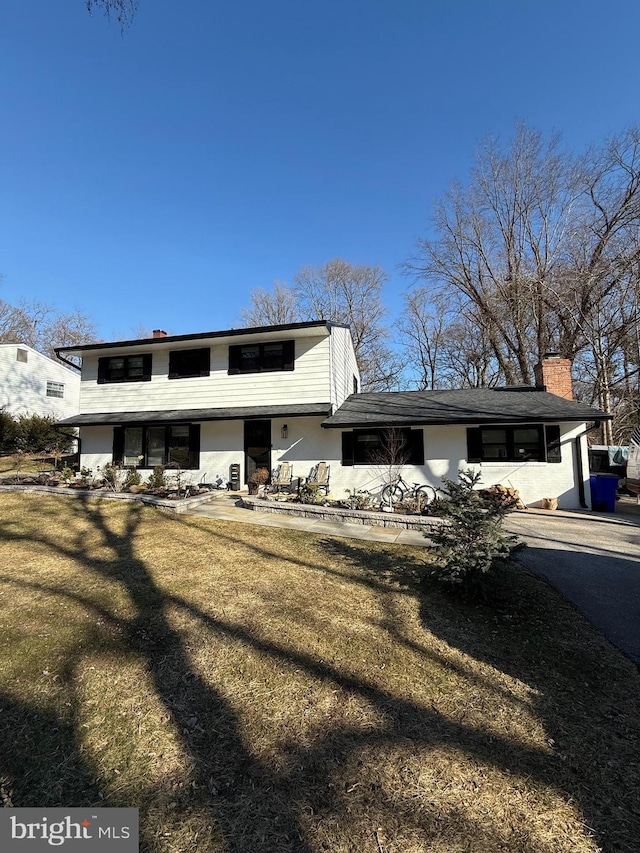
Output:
[
  {"xmin": 79, "ymin": 336, "xmax": 332, "ymax": 414},
  {"xmin": 0, "ymin": 344, "xmax": 80, "ymax": 419},
  {"xmin": 329, "ymin": 325, "xmax": 360, "ymax": 409},
  {"xmin": 79, "ymin": 416, "xmax": 339, "ymax": 487},
  {"xmin": 79, "ymin": 418, "xmax": 590, "ymax": 509},
  {"xmin": 327, "ymin": 422, "xmax": 590, "ymax": 510}
]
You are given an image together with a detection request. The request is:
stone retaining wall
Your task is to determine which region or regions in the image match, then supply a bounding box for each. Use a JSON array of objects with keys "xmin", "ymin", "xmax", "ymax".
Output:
[{"xmin": 241, "ymin": 496, "xmax": 447, "ymax": 531}]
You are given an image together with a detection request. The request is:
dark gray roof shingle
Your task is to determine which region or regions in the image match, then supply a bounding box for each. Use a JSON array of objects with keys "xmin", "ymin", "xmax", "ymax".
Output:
[
  {"xmin": 57, "ymin": 403, "xmax": 332, "ymax": 427},
  {"xmin": 322, "ymin": 389, "xmax": 610, "ymax": 428}
]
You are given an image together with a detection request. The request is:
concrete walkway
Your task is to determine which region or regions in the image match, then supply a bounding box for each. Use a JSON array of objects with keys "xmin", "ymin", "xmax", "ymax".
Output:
[
  {"xmin": 187, "ymin": 491, "xmax": 431, "ymax": 547},
  {"xmin": 504, "ymin": 498, "xmax": 640, "ymax": 664}
]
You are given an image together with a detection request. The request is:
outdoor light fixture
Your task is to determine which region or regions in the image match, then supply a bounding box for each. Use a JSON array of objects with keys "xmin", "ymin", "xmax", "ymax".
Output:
[{"xmin": 281, "ymin": 424, "xmax": 288, "ymax": 439}]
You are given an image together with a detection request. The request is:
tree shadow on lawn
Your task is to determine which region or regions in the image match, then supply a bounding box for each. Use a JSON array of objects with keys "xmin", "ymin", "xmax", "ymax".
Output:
[
  {"xmin": 1, "ymin": 495, "xmax": 636, "ymax": 851},
  {"xmin": 320, "ymin": 537, "xmax": 640, "ymax": 853}
]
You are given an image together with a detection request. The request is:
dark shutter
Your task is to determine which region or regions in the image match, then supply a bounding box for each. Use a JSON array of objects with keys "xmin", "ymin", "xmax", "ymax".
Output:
[
  {"xmin": 282, "ymin": 340, "xmax": 295, "ymax": 371},
  {"xmin": 188, "ymin": 424, "xmax": 201, "ymax": 469},
  {"xmin": 97, "ymin": 357, "xmax": 108, "ymax": 384},
  {"xmin": 467, "ymin": 427, "xmax": 483, "ymax": 462},
  {"xmin": 341, "ymin": 432, "xmax": 354, "ymax": 466},
  {"xmin": 142, "ymin": 354, "xmax": 152, "ymax": 382},
  {"xmin": 112, "ymin": 427, "xmax": 125, "ymax": 464},
  {"xmin": 199, "ymin": 348, "xmax": 211, "ymax": 377},
  {"xmin": 228, "ymin": 345, "xmax": 241, "ymax": 375},
  {"xmin": 545, "ymin": 424, "xmax": 562, "ymax": 463},
  {"xmin": 168, "ymin": 351, "xmax": 179, "ymax": 380},
  {"xmin": 408, "ymin": 429, "xmax": 425, "ymax": 465}
]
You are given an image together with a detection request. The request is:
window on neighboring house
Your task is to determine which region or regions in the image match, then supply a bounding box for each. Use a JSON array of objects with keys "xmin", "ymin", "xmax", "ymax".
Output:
[
  {"xmin": 353, "ymin": 376, "xmax": 359, "ymax": 394},
  {"xmin": 113, "ymin": 424, "xmax": 201, "ymax": 468},
  {"xmin": 228, "ymin": 340, "xmax": 295, "ymax": 374},
  {"xmin": 168, "ymin": 348, "xmax": 210, "ymax": 379},
  {"xmin": 46, "ymin": 380, "xmax": 65, "ymax": 399},
  {"xmin": 466, "ymin": 424, "xmax": 562, "ymax": 463},
  {"xmin": 98, "ymin": 354, "xmax": 152, "ymax": 384},
  {"xmin": 341, "ymin": 428, "xmax": 424, "ymax": 466},
  {"xmin": 16, "ymin": 348, "xmax": 28, "ymax": 363}
]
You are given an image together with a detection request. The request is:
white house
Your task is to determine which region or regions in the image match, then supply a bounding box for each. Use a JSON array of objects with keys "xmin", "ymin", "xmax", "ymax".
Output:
[
  {"xmin": 56, "ymin": 322, "xmax": 610, "ymax": 509},
  {"xmin": 0, "ymin": 343, "xmax": 81, "ymax": 421}
]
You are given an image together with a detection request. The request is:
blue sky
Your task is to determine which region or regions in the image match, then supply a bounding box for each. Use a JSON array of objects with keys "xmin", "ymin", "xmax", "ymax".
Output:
[{"xmin": 1, "ymin": 0, "xmax": 639, "ymax": 341}]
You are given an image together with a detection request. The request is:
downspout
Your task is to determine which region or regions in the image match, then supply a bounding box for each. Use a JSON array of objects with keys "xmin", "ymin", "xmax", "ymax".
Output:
[{"xmin": 575, "ymin": 421, "xmax": 602, "ymax": 509}]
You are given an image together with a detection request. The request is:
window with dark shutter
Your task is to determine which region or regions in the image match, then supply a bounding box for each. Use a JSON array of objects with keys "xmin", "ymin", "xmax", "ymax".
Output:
[
  {"xmin": 545, "ymin": 425, "xmax": 562, "ymax": 463},
  {"xmin": 408, "ymin": 429, "xmax": 425, "ymax": 465},
  {"xmin": 467, "ymin": 428, "xmax": 483, "ymax": 462},
  {"xmin": 111, "ymin": 423, "xmax": 200, "ymax": 469},
  {"xmin": 98, "ymin": 354, "xmax": 153, "ymax": 383},
  {"xmin": 466, "ymin": 424, "xmax": 547, "ymax": 463},
  {"xmin": 188, "ymin": 424, "xmax": 201, "ymax": 469},
  {"xmin": 342, "ymin": 428, "xmax": 424, "ymax": 465},
  {"xmin": 112, "ymin": 427, "xmax": 125, "ymax": 464},
  {"xmin": 228, "ymin": 340, "xmax": 295, "ymax": 374},
  {"xmin": 168, "ymin": 348, "xmax": 210, "ymax": 379},
  {"xmin": 341, "ymin": 432, "xmax": 354, "ymax": 466}
]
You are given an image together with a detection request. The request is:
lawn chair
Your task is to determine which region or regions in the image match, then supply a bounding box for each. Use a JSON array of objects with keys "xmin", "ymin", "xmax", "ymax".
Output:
[
  {"xmin": 270, "ymin": 462, "xmax": 293, "ymax": 493},
  {"xmin": 307, "ymin": 462, "xmax": 330, "ymax": 494}
]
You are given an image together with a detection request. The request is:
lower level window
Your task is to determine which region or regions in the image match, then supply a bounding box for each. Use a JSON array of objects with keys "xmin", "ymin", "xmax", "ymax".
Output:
[
  {"xmin": 467, "ymin": 424, "xmax": 561, "ymax": 463},
  {"xmin": 342, "ymin": 427, "xmax": 424, "ymax": 466},
  {"xmin": 113, "ymin": 424, "xmax": 200, "ymax": 469}
]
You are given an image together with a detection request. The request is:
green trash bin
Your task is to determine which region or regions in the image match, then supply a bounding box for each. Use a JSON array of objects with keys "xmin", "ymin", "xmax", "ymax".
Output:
[{"xmin": 590, "ymin": 473, "xmax": 619, "ymax": 512}]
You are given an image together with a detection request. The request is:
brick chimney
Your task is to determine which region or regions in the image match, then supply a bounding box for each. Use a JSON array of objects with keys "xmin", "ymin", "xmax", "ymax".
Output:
[
  {"xmin": 534, "ymin": 352, "xmax": 573, "ymax": 400},
  {"xmin": 152, "ymin": 329, "xmax": 167, "ymax": 338}
]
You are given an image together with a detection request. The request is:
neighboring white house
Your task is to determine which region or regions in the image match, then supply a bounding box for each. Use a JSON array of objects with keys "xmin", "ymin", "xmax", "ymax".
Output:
[
  {"xmin": 0, "ymin": 343, "xmax": 81, "ymax": 421},
  {"xmin": 55, "ymin": 322, "xmax": 610, "ymax": 509}
]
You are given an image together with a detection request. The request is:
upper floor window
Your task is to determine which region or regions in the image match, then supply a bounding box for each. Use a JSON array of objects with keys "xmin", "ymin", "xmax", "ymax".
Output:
[
  {"xmin": 46, "ymin": 380, "xmax": 65, "ymax": 399},
  {"xmin": 98, "ymin": 354, "xmax": 152, "ymax": 384},
  {"xmin": 169, "ymin": 348, "xmax": 210, "ymax": 379},
  {"xmin": 16, "ymin": 348, "xmax": 28, "ymax": 363},
  {"xmin": 228, "ymin": 340, "xmax": 295, "ymax": 375},
  {"xmin": 466, "ymin": 424, "xmax": 561, "ymax": 463}
]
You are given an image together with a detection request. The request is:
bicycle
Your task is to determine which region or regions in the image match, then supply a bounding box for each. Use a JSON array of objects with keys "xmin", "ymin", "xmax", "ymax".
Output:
[{"xmin": 381, "ymin": 475, "xmax": 437, "ymax": 507}]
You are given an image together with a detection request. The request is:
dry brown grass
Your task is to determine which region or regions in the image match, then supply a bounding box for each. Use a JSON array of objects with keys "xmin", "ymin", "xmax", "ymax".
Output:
[
  {"xmin": 0, "ymin": 453, "xmax": 56, "ymax": 476},
  {"xmin": 0, "ymin": 492, "xmax": 638, "ymax": 852}
]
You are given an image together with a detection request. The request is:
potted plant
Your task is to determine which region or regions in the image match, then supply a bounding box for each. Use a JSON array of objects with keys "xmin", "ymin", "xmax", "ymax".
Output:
[{"xmin": 248, "ymin": 467, "xmax": 269, "ymax": 495}]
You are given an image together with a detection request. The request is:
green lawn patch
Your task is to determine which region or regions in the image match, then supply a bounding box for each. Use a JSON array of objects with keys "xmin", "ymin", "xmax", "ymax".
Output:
[{"xmin": 0, "ymin": 493, "xmax": 638, "ymax": 852}]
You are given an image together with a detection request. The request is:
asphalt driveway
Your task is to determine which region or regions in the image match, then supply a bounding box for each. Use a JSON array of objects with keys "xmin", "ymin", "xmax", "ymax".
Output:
[{"xmin": 505, "ymin": 498, "xmax": 640, "ymax": 664}]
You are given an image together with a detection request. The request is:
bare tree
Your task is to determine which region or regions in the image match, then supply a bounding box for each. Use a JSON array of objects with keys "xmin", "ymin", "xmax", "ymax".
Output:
[
  {"xmin": 239, "ymin": 259, "xmax": 399, "ymax": 391},
  {"xmin": 406, "ymin": 124, "xmax": 580, "ymax": 386},
  {"xmin": 296, "ymin": 258, "xmax": 399, "ymax": 391},
  {"xmin": 0, "ymin": 299, "xmax": 99, "ymax": 364},
  {"xmin": 86, "ymin": 0, "xmax": 139, "ymax": 29},
  {"xmin": 405, "ymin": 124, "xmax": 640, "ymax": 442},
  {"xmin": 239, "ymin": 281, "xmax": 300, "ymax": 327}
]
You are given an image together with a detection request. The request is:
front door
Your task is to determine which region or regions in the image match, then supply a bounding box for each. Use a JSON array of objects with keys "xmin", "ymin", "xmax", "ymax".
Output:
[{"xmin": 244, "ymin": 420, "xmax": 271, "ymax": 484}]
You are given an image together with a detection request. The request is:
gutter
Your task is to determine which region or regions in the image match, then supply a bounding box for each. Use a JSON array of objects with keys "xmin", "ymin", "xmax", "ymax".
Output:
[{"xmin": 55, "ymin": 352, "xmax": 81, "ymax": 372}]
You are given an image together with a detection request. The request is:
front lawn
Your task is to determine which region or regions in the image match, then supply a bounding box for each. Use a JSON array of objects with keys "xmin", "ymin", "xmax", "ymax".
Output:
[{"xmin": 0, "ymin": 493, "xmax": 638, "ymax": 852}]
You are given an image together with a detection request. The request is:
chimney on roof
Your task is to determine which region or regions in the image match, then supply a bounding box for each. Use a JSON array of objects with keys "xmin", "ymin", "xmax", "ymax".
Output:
[
  {"xmin": 534, "ymin": 352, "xmax": 573, "ymax": 400},
  {"xmin": 152, "ymin": 329, "xmax": 167, "ymax": 338}
]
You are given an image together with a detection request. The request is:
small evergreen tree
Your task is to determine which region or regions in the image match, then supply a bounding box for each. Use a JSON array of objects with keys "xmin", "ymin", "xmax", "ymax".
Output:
[
  {"xmin": 0, "ymin": 410, "xmax": 17, "ymax": 454},
  {"xmin": 14, "ymin": 414, "xmax": 74, "ymax": 455},
  {"xmin": 429, "ymin": 469, "xmax": 518, "ymax": 596}
]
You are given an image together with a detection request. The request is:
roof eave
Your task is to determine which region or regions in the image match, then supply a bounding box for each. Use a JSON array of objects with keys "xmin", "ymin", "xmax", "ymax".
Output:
[
  {"xmin": 322, "ymin": 413, "xmax": 611, "ymax": 428},
  {"xmin": 55, "ymin": 319, "xmax": 344, "ymax": 357}
]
